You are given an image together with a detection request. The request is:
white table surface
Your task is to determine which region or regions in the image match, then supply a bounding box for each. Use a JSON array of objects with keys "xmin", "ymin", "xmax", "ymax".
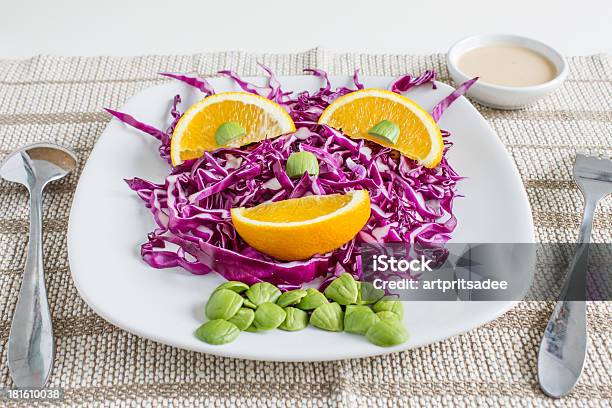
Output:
[{"xmin": 1, "ymin": 0, "xmax": 611, "ymax": 59}]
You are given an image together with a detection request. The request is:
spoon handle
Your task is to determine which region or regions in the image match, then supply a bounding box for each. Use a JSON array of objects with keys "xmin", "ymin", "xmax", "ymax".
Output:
[{"xmin": 8, "ymin": 185, "xmax": 54, "ymax": 388}]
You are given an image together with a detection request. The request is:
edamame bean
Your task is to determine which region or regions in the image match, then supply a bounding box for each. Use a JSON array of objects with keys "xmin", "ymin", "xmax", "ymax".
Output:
[
  {"xmin": 310, "ymin": 302, "xmax": 344, "ymax": 332},
  {"xmin": 365, "ymin": 319, "xmax": 409, "ymax": 347},
  {"xmin": 214, "ymin": 280, "xmax": 249, "ymax": 294},
  {"xmin": 253, "ymin": 302, "xmax": 286, "ymax": 330},
  {"xmin": 356, "ymin": 281, "xmax": 385, "ymax": 305},
  {"xmin": 245, "ymin": 324, "xmax": 259, "ymax": 332},
  {"xmin": 243, "ymin": 298, "xmax": 257, "ymax": 309},
  {"xmin": 246, "ymin": 282, "xmax": 282, "ymax": 306},
  {"xmin": 196, "ymin": 280, "xmax": 411, "ymax": 348},
  {"xmin": 296, "ymin": 288, "xmax": 328, "ymax": 310},
  {"xmin": 195, "ymin": 319, "xmax": 240, "ymax": 345},
  {"xmin": 324, "ymin": 273, "xmax": 358, "ymax": 305},
  {"xmin": 228, "ymin": 307, "xmax": 255, "ymax": 331},
  {"xmin": 376, "ymin": 311, "xmax": 401, "ymax": 321},
  {"xmin": 344, "ymin": 305, "xmax": 380, "ymax": 335},
  {"xmin": 372, "ymin": 298, "xmax": 404, "ymax": 318},
  {"xmin": 205, "ymin": 289, "xmax": 243, "ymax": 320},
  {"xmin": 277, "ymin": 289, "xmax": 307, "ymax": 307},
  {"xmin": 279, "ymin": 307, "xmax": 309, "ymax": 331}
]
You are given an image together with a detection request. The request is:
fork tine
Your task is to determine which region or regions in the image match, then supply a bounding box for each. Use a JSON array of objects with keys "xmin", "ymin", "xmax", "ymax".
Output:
[
  {"xmin": 574, "ymin": 154, "xmax": 612, "ymax": 172},
  {"xmin": 573, "ymin": 154, "xmax": 612, "ymax": 194}
]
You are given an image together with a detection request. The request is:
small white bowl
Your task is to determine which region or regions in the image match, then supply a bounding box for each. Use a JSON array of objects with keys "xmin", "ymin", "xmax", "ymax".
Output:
[{"xmin": 447, "ymin": 34, "xmax": 568, "ymax": 110}]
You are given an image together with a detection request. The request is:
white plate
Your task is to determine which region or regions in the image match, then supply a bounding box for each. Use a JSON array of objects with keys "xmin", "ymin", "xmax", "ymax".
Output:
[{"xmin": 68, "ymin": 75, "xmax": 534, "ymax": 361}]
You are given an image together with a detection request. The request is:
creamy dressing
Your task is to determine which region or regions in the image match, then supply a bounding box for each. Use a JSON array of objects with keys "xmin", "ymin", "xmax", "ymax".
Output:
[{"xmin": 458, "ymin": 45, "xmax": 557, "ymax": 87}]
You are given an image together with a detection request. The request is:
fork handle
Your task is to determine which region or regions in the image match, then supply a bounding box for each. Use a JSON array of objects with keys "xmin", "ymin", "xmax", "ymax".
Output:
[
  {"xmin": 537, "ymin": 196, "xmax": 600, "ymax": 398},
  {"xmin": 8, "ymin": 185, "xmax": 54, "ymax": 388},
  {"xmin": 576, "ymin": 197, "xmax": 598, "ymax": 244}
]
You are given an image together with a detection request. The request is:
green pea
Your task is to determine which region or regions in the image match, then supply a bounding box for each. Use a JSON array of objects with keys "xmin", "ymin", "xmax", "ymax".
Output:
[
  {"xmin": 376, "ymin": 311, "xmax": 401, "ymax": 321},
  {"xmin": 296, "ymin": 288, "xmax": 328, "ymax": 310},
  {"xmin": 205, "ymin": 289, "xmax": 243, "ymax": 320},
  {"xmin": 277, "ymin": 289, "xmax": 308, "ymax": 307},
  {"xmin": 214, "ymin": 280, "xmax": 249, "ymax": 294},
  {"xmin": 372, "ymin": 298, "xmax": 404, "ymax": 318},
  {"xmin": 310, "ymin": 302, "xmax": 344, "ymax": 332},
  {"xmin": 243, "ymin": 298, "xmax": 257, "ymax": 309},
  {"xmin": 227, "ymin": 307, "xmax": 255, "ymax": 331},
  {"xmin": 253, "ymin": 302, "xmax": 286, "ymax": 330},
  {"xmin": 344, "ymin": 305, "xmax": 380, "ymax": 335},
  {"xmin": 324, "ymin": 273, "xmax": 358, "ymax": 305},
  {"xmin": 365, "ymin": 319, "xmax": 409, "ymax": 347},
  {"xmin": 246, "ymin": 282, "xmax": 282, "ymax": 306},
  {"xmin": 356, "ymin": 281, "xmax": 385, "ymax": 305},
  {"xmin": 195, "ymin": 319, "xmax": 240, "ymax": 345},
  {"xmin": 279, "ymin": 307, "xmax": 309, "ymax": 331}
]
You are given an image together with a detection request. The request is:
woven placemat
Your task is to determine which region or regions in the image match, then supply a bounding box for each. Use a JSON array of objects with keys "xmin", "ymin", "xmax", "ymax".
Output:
[{"xmin": 0, "ymin": 48, "xmax": 610, "ymax": 407}]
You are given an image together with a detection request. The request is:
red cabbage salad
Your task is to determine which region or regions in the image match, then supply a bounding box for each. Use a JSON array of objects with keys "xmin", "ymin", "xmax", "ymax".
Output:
[{"xmin": 105, "ymin": 67, "xmax": 476, "ymax": 290}]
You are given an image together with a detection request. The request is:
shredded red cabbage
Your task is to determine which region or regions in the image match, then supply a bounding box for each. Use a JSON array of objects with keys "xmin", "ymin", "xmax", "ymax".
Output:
[
  {"xmin": 107, "ymin": 66, "xmax": 476, "ymax": 288},
  {"xmin": 431, "ymin": 77, "xmax": 478, "ymax": 122},
  {"xmin": 389, "ymin": 70, "xmax": 437, "ymax": 93},
  {"xmin": 159, "ymin": 72, "xmax": 216, "ymax": 96}
]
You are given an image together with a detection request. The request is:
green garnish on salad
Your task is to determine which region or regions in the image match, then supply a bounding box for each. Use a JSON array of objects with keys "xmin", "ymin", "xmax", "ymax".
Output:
[
  {"xmin": 214, "ymin": 121, "xmax": 246, "ymax": 146},
  {"xmin": 368, "ymin": 119, "xmax": 400, "ymax": 145}
]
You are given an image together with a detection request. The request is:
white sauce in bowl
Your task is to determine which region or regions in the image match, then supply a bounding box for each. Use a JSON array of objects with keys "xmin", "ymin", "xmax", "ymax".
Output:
[{"xmin": 458, "ymin": 44, "xmax": 558, "ymax": 87}]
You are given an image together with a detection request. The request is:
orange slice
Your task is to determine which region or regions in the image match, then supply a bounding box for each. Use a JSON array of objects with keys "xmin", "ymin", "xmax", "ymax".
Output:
[
  {"xmin": 170, "ymin": 92, "xmax": 296, "ymax": 165},
  {"xmin": 318, "ymin": 89, "xmax": 443, "ymax": 168},
  {"xmin": 231, "ymin": 190, "xmax": 371, "ymax": 261}
]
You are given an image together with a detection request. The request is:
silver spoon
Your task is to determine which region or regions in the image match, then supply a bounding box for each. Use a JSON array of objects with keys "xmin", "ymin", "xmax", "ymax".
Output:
[{"xmin": 0, "ymin": 143, "xmax": 77, "ymax": 388}]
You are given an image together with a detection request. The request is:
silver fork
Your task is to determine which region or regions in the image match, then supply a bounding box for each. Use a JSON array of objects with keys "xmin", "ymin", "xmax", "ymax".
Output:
[{"xmin": 538, "ymin": 154, "xmax": 612, "ymax": 398}]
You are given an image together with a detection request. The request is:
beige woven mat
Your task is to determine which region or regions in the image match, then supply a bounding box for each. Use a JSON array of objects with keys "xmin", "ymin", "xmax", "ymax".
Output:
[{"xmin": 0, "ymin": 48, "xmax": 611, "ymax": 407}]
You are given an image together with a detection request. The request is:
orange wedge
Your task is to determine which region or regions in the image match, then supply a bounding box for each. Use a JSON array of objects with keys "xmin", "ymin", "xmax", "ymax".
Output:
[
  {"xmin": 170, "ymin": 92, "xmax": 296, "ymax": 165},
  {"xmin": 318, "ymin": 89, "xmax": 443, "ymax": 168},
  {"xmin": 231, "ymin": 190, "xmax": 371, "ymax": 261}
]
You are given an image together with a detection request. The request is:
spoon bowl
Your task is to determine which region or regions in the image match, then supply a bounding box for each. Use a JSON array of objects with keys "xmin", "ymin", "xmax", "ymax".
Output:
[
  {"xmin": 1, "ymin": 142, "xmax": 77, "ymax": 388},
  {"xmin": 1, "ymin": 143, "xmax": 77, "ymax": 189}
]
